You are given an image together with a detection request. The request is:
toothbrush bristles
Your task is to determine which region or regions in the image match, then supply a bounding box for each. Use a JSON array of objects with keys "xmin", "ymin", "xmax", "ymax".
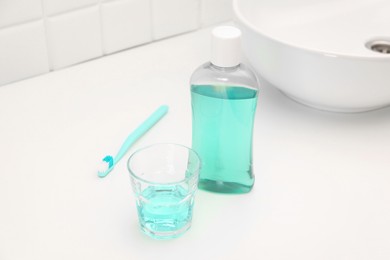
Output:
[
  {"xmin": 103, "ymin": 155, "xmax": 114, "ymax": 168},
  {"xmin": 98, "ymin": 160, "xmax": 109, "ymax": 174},
  {"xmin": 97, "ymin": 155, "xmax": 114, "ymax": 176}
]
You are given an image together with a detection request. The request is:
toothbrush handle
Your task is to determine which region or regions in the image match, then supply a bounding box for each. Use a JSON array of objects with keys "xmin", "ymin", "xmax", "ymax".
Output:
[{"xmin": 113, "ymin": 105, "xmax": 169, "ymax": 163}]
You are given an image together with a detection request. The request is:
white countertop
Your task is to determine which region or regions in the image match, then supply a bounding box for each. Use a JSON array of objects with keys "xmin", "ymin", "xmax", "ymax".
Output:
[{"xmin": 1, "ymin": 26, "xmax": 390, "ymax": 260}]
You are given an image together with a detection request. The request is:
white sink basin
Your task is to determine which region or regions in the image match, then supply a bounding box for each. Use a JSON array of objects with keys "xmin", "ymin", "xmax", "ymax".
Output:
[{"xmin": 233, "ymin": 0, "xmax": 390, "ymax": 112}]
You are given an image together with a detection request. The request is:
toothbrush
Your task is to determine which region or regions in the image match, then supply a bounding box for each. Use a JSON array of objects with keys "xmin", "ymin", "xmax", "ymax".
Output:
[{"xmin": 98, "ymin": 105, "xmax": 169, "ymax": 178}]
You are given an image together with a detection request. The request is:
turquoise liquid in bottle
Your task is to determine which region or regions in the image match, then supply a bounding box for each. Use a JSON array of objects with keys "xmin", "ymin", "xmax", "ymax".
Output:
[
  {"xmin": 191, "ymin": 84, "xmax": 258, "ymax": 194},
  {"xmin": 190, "ymin": 26, "xmax": 259, "ymax": 194}
]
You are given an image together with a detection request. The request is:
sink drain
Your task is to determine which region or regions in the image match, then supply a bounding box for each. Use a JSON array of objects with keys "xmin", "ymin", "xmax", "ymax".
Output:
[{"xmin": 366, "ymin": 40, "xmax": 390, "ymax": 54}]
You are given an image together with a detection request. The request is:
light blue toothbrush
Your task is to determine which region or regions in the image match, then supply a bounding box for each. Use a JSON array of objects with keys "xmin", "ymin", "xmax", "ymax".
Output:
[{"xmin": 98, "ymin": 105, "xmax": 169, "ymax": 178}]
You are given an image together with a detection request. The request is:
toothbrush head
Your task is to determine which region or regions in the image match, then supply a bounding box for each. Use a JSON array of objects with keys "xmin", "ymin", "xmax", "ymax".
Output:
[
  {"xmin": 103, "ymin": 155, "xmax": 114, "ymax": 168},
  {"xmin": 97, "ymin": 155, "xmax": 114, "ymax": 178}
]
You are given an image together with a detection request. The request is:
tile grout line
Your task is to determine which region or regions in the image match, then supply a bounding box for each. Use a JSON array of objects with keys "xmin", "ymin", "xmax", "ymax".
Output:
[
  {"xmin": 0, "ymin": 17, "xmax": 43, "ymax": 31},
  {"xmin": 39, "ymin": 0, "xmax": 54, "ymax": 71},
  {"xmin": 98, "ymin": 0, "xmax": 107, "ymax": 55},
  {"xmin": 44, "ymin": 3, "xmax": 102, "ymax": 19},
  {"xmin": 0, "ymin": 0, "xmax": 217, "ymax": 33},
  {"xmin": 198, "ymin": 0, "xmax": 203, "ymax": 28},
  {"xmin": 0, "ymin": 2, "xmax": 107, "ymax": 32},
  {"xmin": 149, "ymin": 0, "xmax": 155, "ymax": 41}
]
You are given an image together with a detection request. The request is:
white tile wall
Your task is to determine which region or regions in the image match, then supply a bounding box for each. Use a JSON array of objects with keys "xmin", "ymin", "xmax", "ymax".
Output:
[
  {"xmin": 152, "ymin": 0, "xmax": 200, "ymax": 40},
  {"xmin": 42, "ymin": 0, "xmax": 100, "ymax": 16},
  {"xmin": 201, "ymin": 0, "xmax": 232, "ymax": 26},
  {"xmin": 46, "ymin": 6, "xmax": 102, "ymax": 69},
  {"xmin": 0, "ymin": 21, "xmax": 49, "ymax": 86},
  {"xmin": 0, "ymin": 0, "xmax": 233, "ymax": 86},
  {"xmin": 101, "ymin": 0, "xmax": 152, "ymax": 54},
  {"xmin": 0, "ymin": 0, "xmax": 42, "ymax": 28}
]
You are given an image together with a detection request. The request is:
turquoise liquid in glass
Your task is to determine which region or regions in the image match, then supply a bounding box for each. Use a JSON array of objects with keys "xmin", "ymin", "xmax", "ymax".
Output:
[
  {"xmin": 191, "ymin": 85, "xmax": 258, "ymax": 194},
  {"xmin": 136, "ymin": 185, "xmax": 194, "ymax": 239}
]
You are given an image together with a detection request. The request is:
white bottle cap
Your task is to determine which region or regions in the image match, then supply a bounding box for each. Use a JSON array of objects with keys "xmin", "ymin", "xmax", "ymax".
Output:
[{"xmin": 211, "ymin": 26, "xmax": 242, "ymax": 68}]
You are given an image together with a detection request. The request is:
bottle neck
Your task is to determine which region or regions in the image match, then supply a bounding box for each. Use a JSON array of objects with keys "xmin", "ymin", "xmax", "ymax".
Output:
[{"xmin": 210, "ymin": 62, "xmax": 240, "ymax": 72}]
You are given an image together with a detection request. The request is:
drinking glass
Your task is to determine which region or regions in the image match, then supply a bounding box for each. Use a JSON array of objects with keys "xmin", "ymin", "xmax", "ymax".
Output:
[{"xmin": 127, "ymin": 143, "xmax": 201, "ymax": 239}]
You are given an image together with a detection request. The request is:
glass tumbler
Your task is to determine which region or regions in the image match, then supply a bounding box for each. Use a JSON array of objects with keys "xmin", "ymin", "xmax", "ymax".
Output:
[{"xmin": 127, "ymin": 143, "xmax": 201, "ymax": 239}]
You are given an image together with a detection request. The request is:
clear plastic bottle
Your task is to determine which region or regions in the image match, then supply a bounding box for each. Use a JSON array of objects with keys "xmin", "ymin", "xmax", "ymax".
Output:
[{"xmin": 190, "ymin": 26, "xmax": 259, "ymax": 194}]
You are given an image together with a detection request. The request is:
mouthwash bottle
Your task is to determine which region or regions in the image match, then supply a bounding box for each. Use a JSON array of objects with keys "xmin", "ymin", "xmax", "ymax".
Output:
[{"xmin": 190, "ymin": 26, "xmax": 259, "ymax": 194}]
